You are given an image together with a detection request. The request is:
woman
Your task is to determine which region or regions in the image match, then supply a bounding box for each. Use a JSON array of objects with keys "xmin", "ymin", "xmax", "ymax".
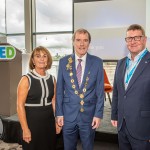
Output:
[{"xmin": 17, "ymin": 46, "xmax": 57, "ymax": 150}]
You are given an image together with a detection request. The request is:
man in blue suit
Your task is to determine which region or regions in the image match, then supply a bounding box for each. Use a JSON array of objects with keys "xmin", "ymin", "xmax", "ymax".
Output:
[
  {"xmin": 56, "ymin": 28, "xmax": 104, "ymax": 150},
  {"xmin": 111, "ymin": 24, "xmax": 150, "ymax": 150}
]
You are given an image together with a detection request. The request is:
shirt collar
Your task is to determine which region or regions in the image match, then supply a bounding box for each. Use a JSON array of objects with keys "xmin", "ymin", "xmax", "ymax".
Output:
[
  {"xmin": 75, "ymin": 53, "xmax": 87, "ymax": 62},
  {"xmin": 127, "ymin": 48, "xmax": 147, "ymax": 62},
  {"xmin": 32, "ymin": 69, "xmax": 48, "ymax": 78}
]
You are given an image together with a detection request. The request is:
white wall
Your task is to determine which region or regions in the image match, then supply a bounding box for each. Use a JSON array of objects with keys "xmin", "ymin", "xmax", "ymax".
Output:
[
  {"xmin": 146, "ymin": 0, "xmax": 150, "ymax": 49},
  {"xmin": 22, "ymin": 53, "xmax": 30, "ymax": 75}
]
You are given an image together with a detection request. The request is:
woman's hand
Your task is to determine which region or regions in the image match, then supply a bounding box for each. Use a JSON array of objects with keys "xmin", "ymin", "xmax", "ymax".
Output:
[{"xmin": 23, "ymin": 128, "xmax": 31, "ymax": 143}]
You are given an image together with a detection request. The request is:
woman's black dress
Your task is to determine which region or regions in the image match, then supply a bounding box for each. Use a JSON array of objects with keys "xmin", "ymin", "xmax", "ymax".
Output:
[{"xmin": 22, "ymin": 71, "xmax": 56, "ymax": 150}]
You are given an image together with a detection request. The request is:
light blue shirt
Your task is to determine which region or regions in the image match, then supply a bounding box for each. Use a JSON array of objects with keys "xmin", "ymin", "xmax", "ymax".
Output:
[{"xmin": 124, "ymin": 48, "xmax": 147, "ymax": 89}]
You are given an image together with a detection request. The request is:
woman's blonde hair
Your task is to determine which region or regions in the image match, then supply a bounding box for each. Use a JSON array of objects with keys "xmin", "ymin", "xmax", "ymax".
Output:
[{"xmin": 29, "ymin": 46, "xmax": 52, "ymax": 70}]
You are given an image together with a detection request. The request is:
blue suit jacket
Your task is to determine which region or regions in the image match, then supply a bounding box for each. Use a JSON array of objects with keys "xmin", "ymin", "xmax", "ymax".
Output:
[
  {"xmin": 56, "ymin": 53, "xmax": 104, "ymax": 123},
  {"xmin": 111, "ymin": 51, "xmax": 150, "ymax": 140}
]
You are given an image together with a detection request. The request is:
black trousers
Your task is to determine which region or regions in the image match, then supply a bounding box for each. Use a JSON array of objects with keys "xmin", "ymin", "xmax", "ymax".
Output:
[{"xmin": 118, "ymin": 120, "xmax": 150, "ymax": 150}]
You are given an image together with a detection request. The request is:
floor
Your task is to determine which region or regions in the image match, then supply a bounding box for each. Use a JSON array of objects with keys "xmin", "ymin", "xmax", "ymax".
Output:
[
  {"xmin": 77, "ymin": 141, "xmax": 118, "ymax": 150},
  {"xmin": 0, "ymin": 140, "xmax": 22, "ymax": 149},
  {"xmin": 97, "ymin": 97, "xmax": 117, "ymax": 134},
  {"xmin": 0, "ymin": 140, "xmax": 119, "ymax": 150}
]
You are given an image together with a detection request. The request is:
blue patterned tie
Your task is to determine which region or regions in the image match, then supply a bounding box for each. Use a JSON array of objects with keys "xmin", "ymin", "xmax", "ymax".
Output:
[{"xmin": 76, "ymin": 59, "xmax": 82, "ymax": 87}]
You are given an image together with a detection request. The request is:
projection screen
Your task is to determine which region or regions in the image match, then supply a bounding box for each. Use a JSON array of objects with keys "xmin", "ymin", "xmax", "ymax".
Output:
[{"xmin": 74, "ymin": 0, "xmax": 149, "ymax": 60}]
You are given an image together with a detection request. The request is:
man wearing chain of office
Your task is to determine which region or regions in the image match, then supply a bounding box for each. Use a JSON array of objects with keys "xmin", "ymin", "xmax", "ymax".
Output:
[{"xmin": 56, "ymin": 28, "xmax": 104, "ymax": 150}]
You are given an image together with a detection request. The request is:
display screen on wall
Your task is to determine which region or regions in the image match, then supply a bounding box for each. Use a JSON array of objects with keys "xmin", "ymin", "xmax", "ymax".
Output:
[{"xmin": 74, "ymin": 0, "xmax": 147, "ymax": 60}]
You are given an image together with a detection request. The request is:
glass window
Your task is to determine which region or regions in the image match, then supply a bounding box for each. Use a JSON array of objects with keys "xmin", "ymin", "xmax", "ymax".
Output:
[
  {"xmin": 6, "ymin": 0, "xmax": 24, "ymax": 34},
  {"xmin": 36, "ymin": 0, "xmax": 72, "ymax": 32},
  {"xmin": 7, "ymin": 36, "xmax": 25, "ymax": 50},
  {"xmin": 36, "ymin": 34, "xmax": 73, "ymax": 59},
  {"xmin": 0, "ymin": 0, "xmax": 6, "ymax": 34}
]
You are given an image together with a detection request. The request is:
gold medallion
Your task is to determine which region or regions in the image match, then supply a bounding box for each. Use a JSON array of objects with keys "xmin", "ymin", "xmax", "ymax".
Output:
[
  {"xmin": 66, "ymin": 64, "xmax": 70, "ymax": 70},
  {"xmin": 83, "ymin": 88, "xmax": 86, "ymax": 93},
  {"xmin": 86, "ymin": 77, "xmax": 89, "ymax": 81},
  {"xmin": 80, "ymin": 108, "xmax": 84, "ymax": 112},
  {"xmin": 68, "ymin": 57, "xmax": 73, "ymax": 63},
  {"xmin": 72, "ymin": 85, "xmax": 76, "ymax": 89},
  {"xmin": 71, "ymin": 79, "xmax": 74, "ymax": 83},
  {"xmin": 75, "ymin": 90, "xmax": 78, "ymax": 94},
  {"xmin": 80, "ymin": 100, "xmax": 84, "ymax": 106},
  {"xmin": 66, "ymin": 56, "xmax": 90, "ymax": 102},
  {"xmin": 80, "ymin": 94, "xmax": 84, "ymax": 99},
  {"xmin": 70, "ymin": 72, "xmax": 73, "ymax": 76}
]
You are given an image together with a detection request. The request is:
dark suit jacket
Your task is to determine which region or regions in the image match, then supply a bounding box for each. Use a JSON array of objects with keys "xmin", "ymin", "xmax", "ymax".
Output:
[
  {"xmin": 56, "ymin": 53, "xmax": 104, "ymax": 123},
  {"xmin": 111, "ymin": 51, "xmax": 150, "ymax": 140}
]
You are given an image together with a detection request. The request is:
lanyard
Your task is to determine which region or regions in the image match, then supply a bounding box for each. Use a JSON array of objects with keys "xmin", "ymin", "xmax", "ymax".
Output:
[{"xmin": 125, "ymin": 49, "xmax": 148, "ymax": 84}]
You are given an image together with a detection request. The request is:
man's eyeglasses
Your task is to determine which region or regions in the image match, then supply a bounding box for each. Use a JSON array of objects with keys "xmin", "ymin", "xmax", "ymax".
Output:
[{"xmin": 125, "ymin": 36, "xmax": 144, "ymax": 42}]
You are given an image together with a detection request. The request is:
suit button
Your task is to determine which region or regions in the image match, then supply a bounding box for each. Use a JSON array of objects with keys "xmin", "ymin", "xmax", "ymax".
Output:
[{"xmin": 124, "ymin": 96, "xmax": 126, "ymax": 99}]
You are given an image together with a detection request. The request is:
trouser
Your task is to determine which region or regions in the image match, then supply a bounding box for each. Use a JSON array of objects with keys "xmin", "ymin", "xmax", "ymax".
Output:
[
  {"xmin": 62, "ymin": 114, "xmax": 95, "ymax": 150},
  {"xmin": 118, "ymin": 120, "xmax": 150, "ymax": 150}
]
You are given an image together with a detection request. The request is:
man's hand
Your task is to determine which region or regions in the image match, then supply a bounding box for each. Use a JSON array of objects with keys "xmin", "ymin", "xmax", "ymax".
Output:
[
  {"xmin": 111, "ymin": 120, "xmax": 118, "ymax": 127},
  {"xmin": 56, "ymin": 116, "xmax": 64, "ymax": 127},
  {"xmin": 56, "ymin": 122, "xmax": 62, "ymax": 134},
  {"xmin": 92, "ymin": 117, "xmax": 101, "ymax": 129}
]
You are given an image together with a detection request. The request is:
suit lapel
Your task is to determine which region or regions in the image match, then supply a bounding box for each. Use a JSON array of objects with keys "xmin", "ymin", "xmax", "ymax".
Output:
[
  {"xmin": 120, "ymin": 57, "xmax": 127, "ymax": 92},
  {"xmin": 125, "ymin": 52, "xmax": 150, "ymax": 93}
]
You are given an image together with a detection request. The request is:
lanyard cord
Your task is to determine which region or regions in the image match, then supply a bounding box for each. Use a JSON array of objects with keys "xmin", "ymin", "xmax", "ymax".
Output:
[{"xmin": 125, "ymin": 49, "xmax": 148, "ymax": 84}]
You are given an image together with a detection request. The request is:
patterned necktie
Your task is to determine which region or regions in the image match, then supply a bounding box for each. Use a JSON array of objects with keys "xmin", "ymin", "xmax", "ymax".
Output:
[{"xmin": 76, "ymin": 59, "xmax": 82, "ymax": 87}]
